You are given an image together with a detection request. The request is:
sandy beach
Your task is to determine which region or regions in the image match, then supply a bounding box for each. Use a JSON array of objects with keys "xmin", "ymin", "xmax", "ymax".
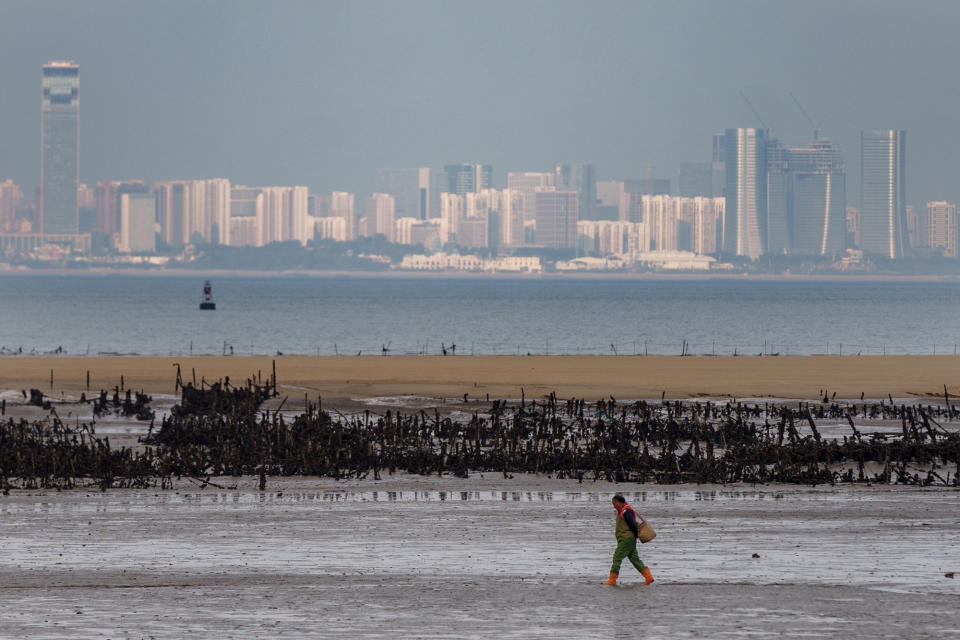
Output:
[{"xmin": 2, "ymin": 354, "xmax": 960, "ymax": 401}]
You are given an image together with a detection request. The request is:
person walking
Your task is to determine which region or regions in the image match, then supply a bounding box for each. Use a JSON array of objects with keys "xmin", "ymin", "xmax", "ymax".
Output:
[{"xmin": 602, "ymin": 494, "xmax": 654, "ymax": 586}]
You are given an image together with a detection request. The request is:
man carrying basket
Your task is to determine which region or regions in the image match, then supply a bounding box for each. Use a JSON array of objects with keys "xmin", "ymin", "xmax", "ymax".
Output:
[{"xmin": 602, "ymin": 494, "xmax": 655, "ymax": 586}]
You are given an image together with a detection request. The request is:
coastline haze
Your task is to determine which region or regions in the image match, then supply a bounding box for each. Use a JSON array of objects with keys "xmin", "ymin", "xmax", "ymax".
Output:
[{"xmin": 1, "ymin": 0, "xmax": 958, "ymax": 209}]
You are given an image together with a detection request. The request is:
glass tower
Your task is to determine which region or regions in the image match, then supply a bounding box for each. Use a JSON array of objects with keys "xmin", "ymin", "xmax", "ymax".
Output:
[
  {"xmin": 860, "ymin": 130, "xmax": 907, "ymax": 259},
  {"xmin": 723, "ymin": 128, "xmax": 768, "ymax": 259},
  {"xmin": 41, "ymin": 61, "xmax": 79, "ymax": 235},
  {"xmin": 789, "ymin": 139, "xmax": 846, "ymax": 256}
]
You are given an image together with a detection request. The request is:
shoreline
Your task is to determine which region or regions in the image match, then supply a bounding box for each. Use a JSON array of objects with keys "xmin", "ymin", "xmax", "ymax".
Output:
[
  {"xmin": 3, "ymin": 354, "xmax": 959, "ymax": 400},
  {"xmin": 3, "ymin": 266, "xmax": 960, "ymax": 282}
]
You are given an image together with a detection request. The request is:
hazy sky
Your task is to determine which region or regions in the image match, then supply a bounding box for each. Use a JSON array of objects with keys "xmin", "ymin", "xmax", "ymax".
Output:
[{"xmin": 1, "ymin": 0, "xmax": 958, "ymax": 208}]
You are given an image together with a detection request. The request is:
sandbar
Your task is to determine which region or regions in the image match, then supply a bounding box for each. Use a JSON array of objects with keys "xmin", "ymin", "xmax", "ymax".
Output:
[{"xmin": 1, "ymin": 354, "xmax": 959, "ymax": 400}]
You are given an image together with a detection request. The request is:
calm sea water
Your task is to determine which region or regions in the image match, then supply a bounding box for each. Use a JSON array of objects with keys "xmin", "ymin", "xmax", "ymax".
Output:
[{"xmin": 0, "ymin": 273, "xmax": 958, "ymax": 357}]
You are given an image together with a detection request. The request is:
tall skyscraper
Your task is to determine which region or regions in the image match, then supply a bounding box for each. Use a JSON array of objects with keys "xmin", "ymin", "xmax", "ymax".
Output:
[
  {"xmin": 534, "ymin": 188, "xmax": 578, "ymax": 249},
  {"xmin": 444, "ymin": 163, "xmax": 492, "ymax": 195},
  {"xmin": 765, "ymin": 140, "xmax": 790, "ymax": 254},
  {"xmin": 789, "ymin": 139, "xmax": 846, "ymax": 256},
  {"xmin": 723, "ymin": 128, "xmax": 768, "ymax": 259},
  {"xmin": 41, "ymin": 61, "xmax": 80, "ymax": 234},
  {"xmin": 555, "ymin": 164, "xmax": 597, "ymax": 220},
  {"xmin": 860, "ymin": 130, "xmax": 907, "ymax": 259}
]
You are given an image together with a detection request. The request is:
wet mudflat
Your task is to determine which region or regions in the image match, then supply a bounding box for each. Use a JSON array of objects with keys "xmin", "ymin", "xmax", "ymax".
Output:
[{"xmin": 1, "ymin": 479, "xmax": 958, "ymax": 639}]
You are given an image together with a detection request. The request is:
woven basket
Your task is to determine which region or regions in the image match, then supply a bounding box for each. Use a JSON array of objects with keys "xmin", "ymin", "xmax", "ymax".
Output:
[{"xmin": 638, "ymin": 519, "xmax": 656, "ymax": 544}]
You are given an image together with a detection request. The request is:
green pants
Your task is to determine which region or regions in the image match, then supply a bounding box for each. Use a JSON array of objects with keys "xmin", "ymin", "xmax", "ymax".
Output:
[{"xmin": 610, "ymin": 537, "xmax": 646, "ymax": 574}]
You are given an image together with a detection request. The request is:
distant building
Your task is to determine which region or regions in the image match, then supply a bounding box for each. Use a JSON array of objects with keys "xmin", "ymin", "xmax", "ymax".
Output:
[
  {"xmin": 642, "ymin": 195, "xmax": 679, "ymax": 251},
  {"xmin": 95, "ymin": 180, "xmax": 149, "ymax": 236},
  {"xmin": 860, "ymin": 130, "xmax": 907, "ymax": 259},
  {"xmin": 497, "ymin": 189, "xmax": 526, "ymax": 247},
  {"xmin": 507, "ymin": 172, "xmax": 554, "ymax": 225},
  {"xmin": 906, "ymin": 205, "xmax": 924, "ymax": 249},
  {"xmin": 0, "ymin": 180, "xmax": 24, "ymax": 232},
  {"xmin": 787, "ymin": 138, "xmax": 846, "ymax": 256},
  {"xmin": 41, "ymin": 61, "xmax": 80, "ymax": 234},
  {"xmin": 394, "ymin": 217, "xmax": 441, "ymax": 248},
  {"xmin": 330, "ymin": 192, "xmax": 356, "ymax": 240},
  {"xmin": 154, "ymin": 179, "xmax": 231, "ymax": 246},
  {"xmin": 555, "ymin": 164, "xmax": 597, "ymax": 220},
  {"xmin": 723, "ymin": 127, "xmax": 768, "ymax": 259},
  {"xmin": 577, "ymin": 220, "xmax": 648, "ymax": 255},
  {"xmin": 596, "ymin": 181, "xmax": 624, "ymax": 221},
  {"xmin": 457, "ymin": 217, "xmax": 488, "ymax": 249},
  {"xmin": 260, "ymin": 186, "xmax": 309, "ymax": 245},
  {"xmin": 230, "ymin": 186, "xmax": 264, "ymax": 246},
  {"xmin": 375, "ymin": 167, "xmax": 442, "ymax": 219},
  {"xmin": 508, "ymin": 172, "xmax": 554, "ymax": 193},
  {"xmin": 316, "ymin": 216, "xmax": 348, "ymax": 242},
  {"xmin": 440, "ymin": 193, "xmax": 464, "ymax": 244},
  {"xmin": 309, "ymin": 193, "xmax": 330, "ymax": 219},
  {"xmin": 534, "ymin": 188, "xmax": 578, "ymax": 249},
  {"xmin": 846, "ymin": 206, "xmax": 861, "ymax": 248},
  {"xmin": 118, "ymin": 193, "xmax": 156, "ymax": 253},
  {"xmin": 366, "ymin": 193, "xmax": 396, "ymax": 241},
  {"xmin": 444, "ymin": 163, "xmax": 492, "ymax": 195},
  {"xmin": 925, "ymin": 201, "xmax": 958, "ymax": 257},
  {"xmin": 398, "ymin": 252, "xmax": 541, "ymax": 273}
]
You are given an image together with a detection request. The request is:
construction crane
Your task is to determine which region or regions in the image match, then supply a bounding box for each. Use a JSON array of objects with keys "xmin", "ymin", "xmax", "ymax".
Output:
[
  {"xmin": 789, "ymin": 92, "xmax": 821, "ymax": 140},
  {"xmin": 739, "ymin": 90, "xmax": 768, "ymax": 129}
]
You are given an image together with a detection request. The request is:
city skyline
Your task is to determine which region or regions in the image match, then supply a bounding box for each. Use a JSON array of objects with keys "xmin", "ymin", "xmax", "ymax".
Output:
[
  {"xmin": 1, "ymin": 1, "xmax": 959, "ymax": 210},
  {"xmin": 5, "ymin": 57, "xmax": 955, "ymax": 266}
]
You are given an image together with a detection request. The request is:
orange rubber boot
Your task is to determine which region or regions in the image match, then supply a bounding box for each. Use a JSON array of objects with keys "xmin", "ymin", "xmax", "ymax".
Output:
[
  {"xmin": 602, "ymin": 572, "xmax": 618, "ymax": 585},
  {"xmin": 641, "ymin": 567, "xmax": 654, "ymax": 585}
]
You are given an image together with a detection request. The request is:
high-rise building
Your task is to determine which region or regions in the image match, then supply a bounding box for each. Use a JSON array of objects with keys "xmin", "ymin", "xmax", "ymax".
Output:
[
  {"xmin": 95, "ymin": 180, "xmax": 149, "ymax": 236},
  {"xmin": 259, "ymin": 186, "xmax": 309, "ymax": 245},
  {"xmin": 860, "ymin": 130, "xmax": 907, "ymax": 259},
  {"xmin": 723, "ymin": 128, "xmax": 768, "ymax": 259},
  {"xmin": 596, "ymin": 181, "xmax": 624, "ymax": 221},
  {"xmin": 230, "ymin": 186, "xmax": 263, "ymax": 246},
  {"xmin": 375, "ymin": 167, "xmax": 442, "ymax": 219},
  {"xmin": 366, "ymin": 193, "xmax": 396, "ymax": 241},
  {"xmin": 444, "ymin": 164, "xmax": 492, "ymax": 195},
  {"xmin": 691, "ymin": 197, "xmax": 725, "ymax": 255},
  {"xmin": 846, "ymin": 206, "xmax": 861, "ymax": 248},
  {"xmin": 498, "ymin": 189, "xmax": 526, "ymax": 247},
  {"xmin": 925, "ymin": 201, "xmax": 958, "ymax": 257},
  {"xmin": 788, "ymin": 139, "xmax": 846, "ymax": 256},
  {"xmin": 555, "ymin": 164, "xmax": 597, "ymax": 220},
  {"xmin": 440, "ymin": 193, "xmax": 464, "ymax": 244},
  {"xmin": 642, "ymin": 195, "xmax": 680, "ymax": 251},
  {"xmin": 507, "ymin": 172, "xmax": 554, "ymax": 224},
  {"xmin": 533, "ymin": 188, "xmax": 578, "ymax": 249},
  {"xmin": 330, "ymin": 192, "xmax": 356, "ymax": 240},
  {"xmin": 41, "ymin": 61, "xmax": 80, "ymax": 234},
  {"xmin": 154, "ymin": 179, "xmax": 231, "ymax": 246},
  {"xmin": 764, "ymin": 140, "xmax": 790, "ymax": 255},
  {"xmin": 0, "ymin": 180, "xmax": 24, "ymax": 232},
  {"xmin": 118, "ymin": 193, "xmax": 156, "ymax": 253}
]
